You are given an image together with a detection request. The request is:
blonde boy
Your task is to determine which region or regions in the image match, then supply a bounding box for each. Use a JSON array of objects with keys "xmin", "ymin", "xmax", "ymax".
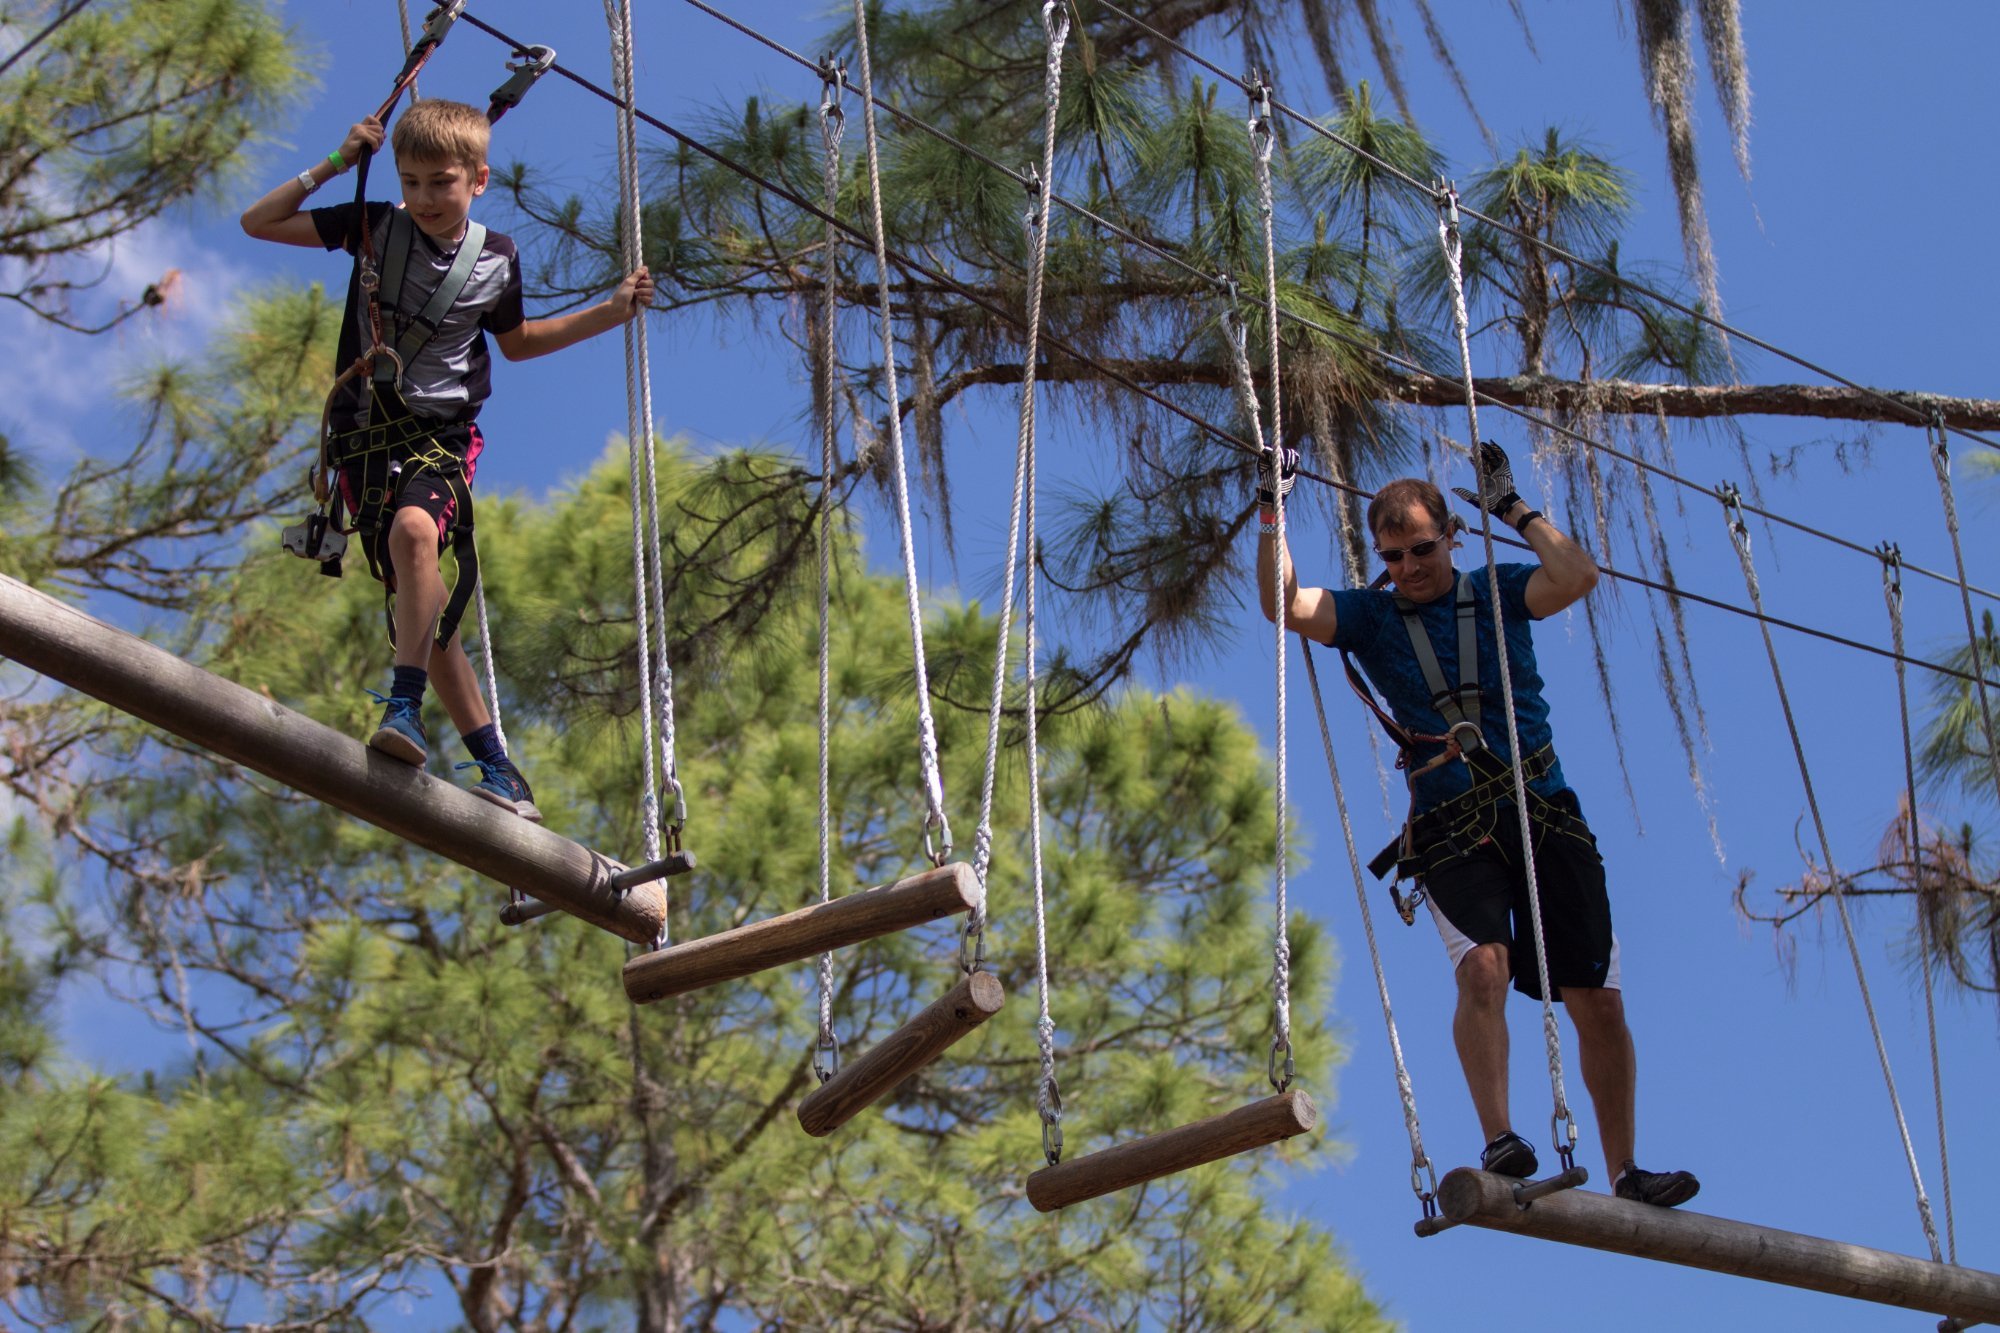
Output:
[{"xmin": 243, "ymin": 101, "xmax": 653, "ymax": 820}]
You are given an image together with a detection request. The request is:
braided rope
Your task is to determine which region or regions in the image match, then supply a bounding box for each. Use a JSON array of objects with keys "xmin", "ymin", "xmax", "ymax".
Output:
[
  {"xmin": 811, "ymin": 66, "xmax": 846, "ymax": 1083},
  {"xmin": 1881, "ymin": 547, "xmax": 1956, "ymax": 1263},
  {"xmin": 1247, "ymin": 82, "xmax": 1294, "ymax": 1092},
  {"xmin": 849, "ymin": 0, "xmax": 951, "ymax": 864},
  {"xmin": 970, "ymin": 2, "xmax": 1069, "ymax": 991},
  {"xmin": 1722, "ymin": 492, "xmax": 1941, "ymax": 1261},
  {"xmin": 1302, "ymin": 645, "xmax": 1437, "ymax": 1207},
  {"xmin": 604, "ymin": 0, "xmax": 675, "ymax": 909},
  {"xmin": 396, "ymin": 0, "xmax": 419, "ymax": 102},
  {"xmin": 473, "ymin": 580, "xmax": 506, "ymax": 755},
  {"xmin": 1437, "ymin": 188, "xmax": 1574, "ymax": 1159},
  {"xmin": 1928, "ymin": 425, "xmax": 2000, "ymax": 812}
]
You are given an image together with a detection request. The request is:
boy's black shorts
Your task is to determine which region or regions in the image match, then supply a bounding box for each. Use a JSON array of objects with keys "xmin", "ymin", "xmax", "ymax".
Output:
[{"xmin": 1418, "ymin": 789, "xmax": 1618, "ymax": 1002}]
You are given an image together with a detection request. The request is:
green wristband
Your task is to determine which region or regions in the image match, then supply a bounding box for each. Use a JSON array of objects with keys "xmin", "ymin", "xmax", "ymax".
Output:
[{"xmin": 328, "ymin": 149, "xmax": 347, "ymax": 171}]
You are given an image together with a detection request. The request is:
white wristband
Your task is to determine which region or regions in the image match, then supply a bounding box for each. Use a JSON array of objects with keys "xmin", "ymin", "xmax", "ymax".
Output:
[{"xmin": 295, "ymin": 169, "xmax": 318, "ymax": 195}]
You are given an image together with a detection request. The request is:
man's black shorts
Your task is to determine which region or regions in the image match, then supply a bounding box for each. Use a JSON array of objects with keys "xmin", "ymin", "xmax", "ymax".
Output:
[{"xmin": 1419, "ymin": 789, "xmax": 1617, "ymax": 1001}]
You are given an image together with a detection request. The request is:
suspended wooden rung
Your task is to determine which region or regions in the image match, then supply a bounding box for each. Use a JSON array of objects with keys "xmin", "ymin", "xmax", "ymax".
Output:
[
  {"xmin": 1433, "ymin": 1166, "xmax": 2000, "ymax": 1325},
  {"xmin": 796, "ymin": 969, "xmax": 1006, "ymax": 1137},
  {"xmin": 502, "ymin": 850, "xmax": 697, "ymax": 927},
  {"xmin": 1024, "ymin": 1090, "xmax": 1318, "ymax": 1213},
  {"xmin": 0, "ymin": 574, "xmax": 666, "ymax": 946},
  {"xmin": 1414, "ymin": 1164, "xmax": 1589, "ymax": 1236},
  {"xmin": 622, "ymin": 862, "xmax": 980, "ymax": 1004}
]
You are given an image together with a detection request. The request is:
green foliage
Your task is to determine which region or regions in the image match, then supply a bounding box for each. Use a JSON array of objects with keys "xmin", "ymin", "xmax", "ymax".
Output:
[
  {"xmin": 0, "ymin": 0, "xmax": 306, "ymax": 331},
  {"xmin": 4, "ymin": 448, "xmax": 1384, "ymax": 1329}
]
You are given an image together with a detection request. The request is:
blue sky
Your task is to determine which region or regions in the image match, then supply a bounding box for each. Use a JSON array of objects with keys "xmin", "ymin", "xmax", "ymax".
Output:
[{"xmin": 7, "ymin": 2, "xmax": 1998, "ymax": 1329}]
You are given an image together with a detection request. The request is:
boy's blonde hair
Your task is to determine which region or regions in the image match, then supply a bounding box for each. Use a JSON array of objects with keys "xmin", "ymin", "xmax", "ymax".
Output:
[{"xmin": 391, "ymin": 100, "xmax": 490, "ymax": 174}]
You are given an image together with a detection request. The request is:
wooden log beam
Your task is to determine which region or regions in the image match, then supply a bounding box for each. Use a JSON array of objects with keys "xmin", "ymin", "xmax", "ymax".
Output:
[
  {"xmin": 622, "ymin": 862, "xmax": 979, "ymax": 1004},
  {"xmin": 0, "ymin": 574, "xmax": 666, "ymax": 945},
  {"xmin": 1437, "ymin": 1167, "xmax": 2000, "ymax": 1323},
  {"xmin": 1024, "ymin": 1090, "xmax": 1318, "ymax": 1213},
  {"xmin": 796, "ymin": 969, "xmax": 1006, "ymax": 1137},
  {"xmin": 929, "ymin": 359, "xmax": 2000, "ymax": 431}
]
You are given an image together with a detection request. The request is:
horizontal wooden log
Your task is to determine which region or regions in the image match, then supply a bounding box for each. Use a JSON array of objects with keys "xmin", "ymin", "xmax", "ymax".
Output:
[
  {"xmin": 1438, "ymin": 1167, "xmax": 2000, "ymax": 1323},
  {"xmin": 796, "ymin": 969, "xmax": 1006, "ymax": 1137},
  {"xmin": 0, "ymin": 574, "xmax": 665, "ymax": 945},
  {"xmin": 1025, "ymin": 1090, "xmax": 1318, "ymax": 1213},
  {"xmin": 931, "ymin": 358, "xmax": 2000, "ymax": 430},
  {"xmin": 622, "ymin": 862, "xmax": 979, "ymax": 1004}
]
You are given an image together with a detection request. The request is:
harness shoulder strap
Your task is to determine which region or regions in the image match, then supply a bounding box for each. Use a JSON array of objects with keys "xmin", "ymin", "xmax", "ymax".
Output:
[
  {"xmin": 1393, "ymin": 570, "xmax": 1482, "ymax": 744},
  {"xmin": 376, "ymin": 215, "xmax": 489, "ymax": 382}
]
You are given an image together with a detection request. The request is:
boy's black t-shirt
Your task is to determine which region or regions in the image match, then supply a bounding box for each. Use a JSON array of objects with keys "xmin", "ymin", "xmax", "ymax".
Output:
[{"xmin": 312, "ymin": 201, "xmax": 524, "ymax": 431}]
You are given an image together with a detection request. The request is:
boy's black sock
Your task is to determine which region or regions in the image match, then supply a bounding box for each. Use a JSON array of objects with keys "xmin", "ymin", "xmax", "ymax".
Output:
[
  {"xmin": 462, "ymin": 722, "xmax": 505, "ymax": 766},
  {"xmin": 390, "ymin": 665, "xmax": 428, "ymax": 704}
]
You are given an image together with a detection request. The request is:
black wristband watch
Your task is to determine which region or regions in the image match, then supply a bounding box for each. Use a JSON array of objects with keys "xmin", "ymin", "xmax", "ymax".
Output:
[{"xmin": 1512, "ymin": 508, "xmax": 1544, "ymax": 536}]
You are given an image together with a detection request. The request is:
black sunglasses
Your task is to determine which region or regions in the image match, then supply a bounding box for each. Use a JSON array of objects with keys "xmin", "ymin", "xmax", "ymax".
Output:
[{"xmin": 1375, "ymin": 534, "xmax": 1447, "ymax": 565}]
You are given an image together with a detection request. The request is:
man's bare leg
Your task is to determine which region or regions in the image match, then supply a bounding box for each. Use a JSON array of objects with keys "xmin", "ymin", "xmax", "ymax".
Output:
[
  {"xmin": 1564, "ymin": 984, "xmax": 1636, "ymax": 1176},
  {"xmin": 1453, "ymin": 942, "xmax": 1514, "ymax": 1144}
]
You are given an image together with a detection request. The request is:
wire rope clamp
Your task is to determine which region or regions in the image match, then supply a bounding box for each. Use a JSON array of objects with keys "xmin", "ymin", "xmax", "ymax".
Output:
[
  {"xmin": 1433, "ymin": 179, "xmax": 1462, "ymax": 237},
  {"xmin": 817, "ymin": 53, "xmax": 846, "ymax": 118}
]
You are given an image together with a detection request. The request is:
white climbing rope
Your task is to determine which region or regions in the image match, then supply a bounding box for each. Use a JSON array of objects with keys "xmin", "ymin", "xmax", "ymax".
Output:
[
  {"xmin": 811, "ymin": 60, "xmax": 846, "ymax": 1084},
  {"xmin": 604, "ymin": 0, "xmax": 682, "ymax": 903},
  {"xmin": 849, "ymin": 0, "xmax": 951, "ymax": 865},
  {"xmin": 1302, "ymin": 644, "xmax": 1438, "ymax": 1209},
  {"xmin": 1722, "ymin": 489, "xmax": 1941, "ymax": 1262},
  {"xmin": 1247, "ymin": 78, "xmax": 1294, "ymax": 1092},
  {"xmin": 1880, "ymin": 544, "xmax": 1956, "ymax": 1264},
  {"xmin": 1436, "ymin": 184, "xmax": 1575, "ymax": 1161},
  {"xmin": 472, "ymin": 583, "xmax": 506, "ymax": 755}
]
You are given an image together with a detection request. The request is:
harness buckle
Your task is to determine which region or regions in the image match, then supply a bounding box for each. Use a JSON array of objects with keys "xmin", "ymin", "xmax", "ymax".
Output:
[{"xmin": 1447, "ymin": 719, "xmax": 1485, "ymax": 755}]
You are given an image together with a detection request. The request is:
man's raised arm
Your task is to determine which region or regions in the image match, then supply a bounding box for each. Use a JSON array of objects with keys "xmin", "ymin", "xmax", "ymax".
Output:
[{"xmin": 1450, "ymin": 440, "xmax": 1599, "ymax": 619}]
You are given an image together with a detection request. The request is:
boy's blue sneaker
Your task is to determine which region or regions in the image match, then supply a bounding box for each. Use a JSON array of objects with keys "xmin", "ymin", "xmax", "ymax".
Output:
[
  {"xmin": 457, "ymin": 759, "xmax": 543, "ymax": 823},
  {"xmin": 368, "ymin": 695, "xmax": 428, "ymax": 766}
]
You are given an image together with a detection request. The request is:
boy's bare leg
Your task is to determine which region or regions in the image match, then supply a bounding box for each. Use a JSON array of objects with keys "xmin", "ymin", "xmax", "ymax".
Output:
[
  {"xmin": 388, "ymin": 508, "xmax": 449, "ymax": 670},
  {"xmin": 428, "ymin": 634, "xmax": 492, "ymax": 737}
]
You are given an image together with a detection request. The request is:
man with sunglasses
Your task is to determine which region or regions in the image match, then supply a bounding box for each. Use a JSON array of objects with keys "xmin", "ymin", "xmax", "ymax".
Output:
[{"xmin": 1255, "ymin": 440, "xmax": 1698, "ymax": 1208}]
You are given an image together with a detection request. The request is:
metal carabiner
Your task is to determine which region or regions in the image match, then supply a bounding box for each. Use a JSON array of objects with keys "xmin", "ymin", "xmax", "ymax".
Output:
[
  {"xmin": 1434, "ymin": 179, "xmax": 1461, "ymax": 231},
  {"xmin": 1038, "ymin": 1080, "xmax": 1065, "ymax": 1165},
  {"xmin": 419, "ymin": 0, "xmax": 467, "ymax": 50},
  {"xmin": 1267, "ymin": 1034, "xmax": 1295, "ymax": 1092},
  {"xmin": 488, "ymin": 45, "xmax": 556, "ymax": 121},
  {"xmin": 811, "ymin": 1028, "xmax": 841, "ymax": 1084},
  {"xmin": 958, "ymin": 909, "xmax": 987, "ymax": 974}
]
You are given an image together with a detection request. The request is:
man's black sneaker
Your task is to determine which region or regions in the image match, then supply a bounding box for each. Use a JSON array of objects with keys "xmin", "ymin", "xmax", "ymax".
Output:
[
  {"xmin": 1613, "ymin": 1161, "xmax": 1700, "ymax": 1208},
  {"xmin": 1480, "ymin": 1130, "xmax": 1539, "ymax": 1178}
]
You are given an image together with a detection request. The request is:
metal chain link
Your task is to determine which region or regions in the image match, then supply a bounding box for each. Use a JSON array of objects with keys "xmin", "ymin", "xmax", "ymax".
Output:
[
  {"xmin": 811, "ymin": 61, "xmax": 847, "ymax": 1085},
  {"xmin": 1722, "ymin": 488, "xmax": 1941, "ymax": 1262},
  {"xmin": 1880, "ymin": 544, "xmax": 1956, "ymax": 1264},
  {"xmin": 1247, "ymin": 76, "xmax": 1294, "ymax": 1093},
  {"xmin": 1302, "ymin": 645, "xmax": 1437, "ymax": 1210},
  {"xmin": 849, "ymin": 0, "xmax": 952, "ymax": 866},
  {"xmin": 1436, "ymin": 184, "xmax": 1575, "ymax": 1163},
  {"xmin": 1927, "ymin": 421, "xmax": 2000, "ymax": 813}
]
